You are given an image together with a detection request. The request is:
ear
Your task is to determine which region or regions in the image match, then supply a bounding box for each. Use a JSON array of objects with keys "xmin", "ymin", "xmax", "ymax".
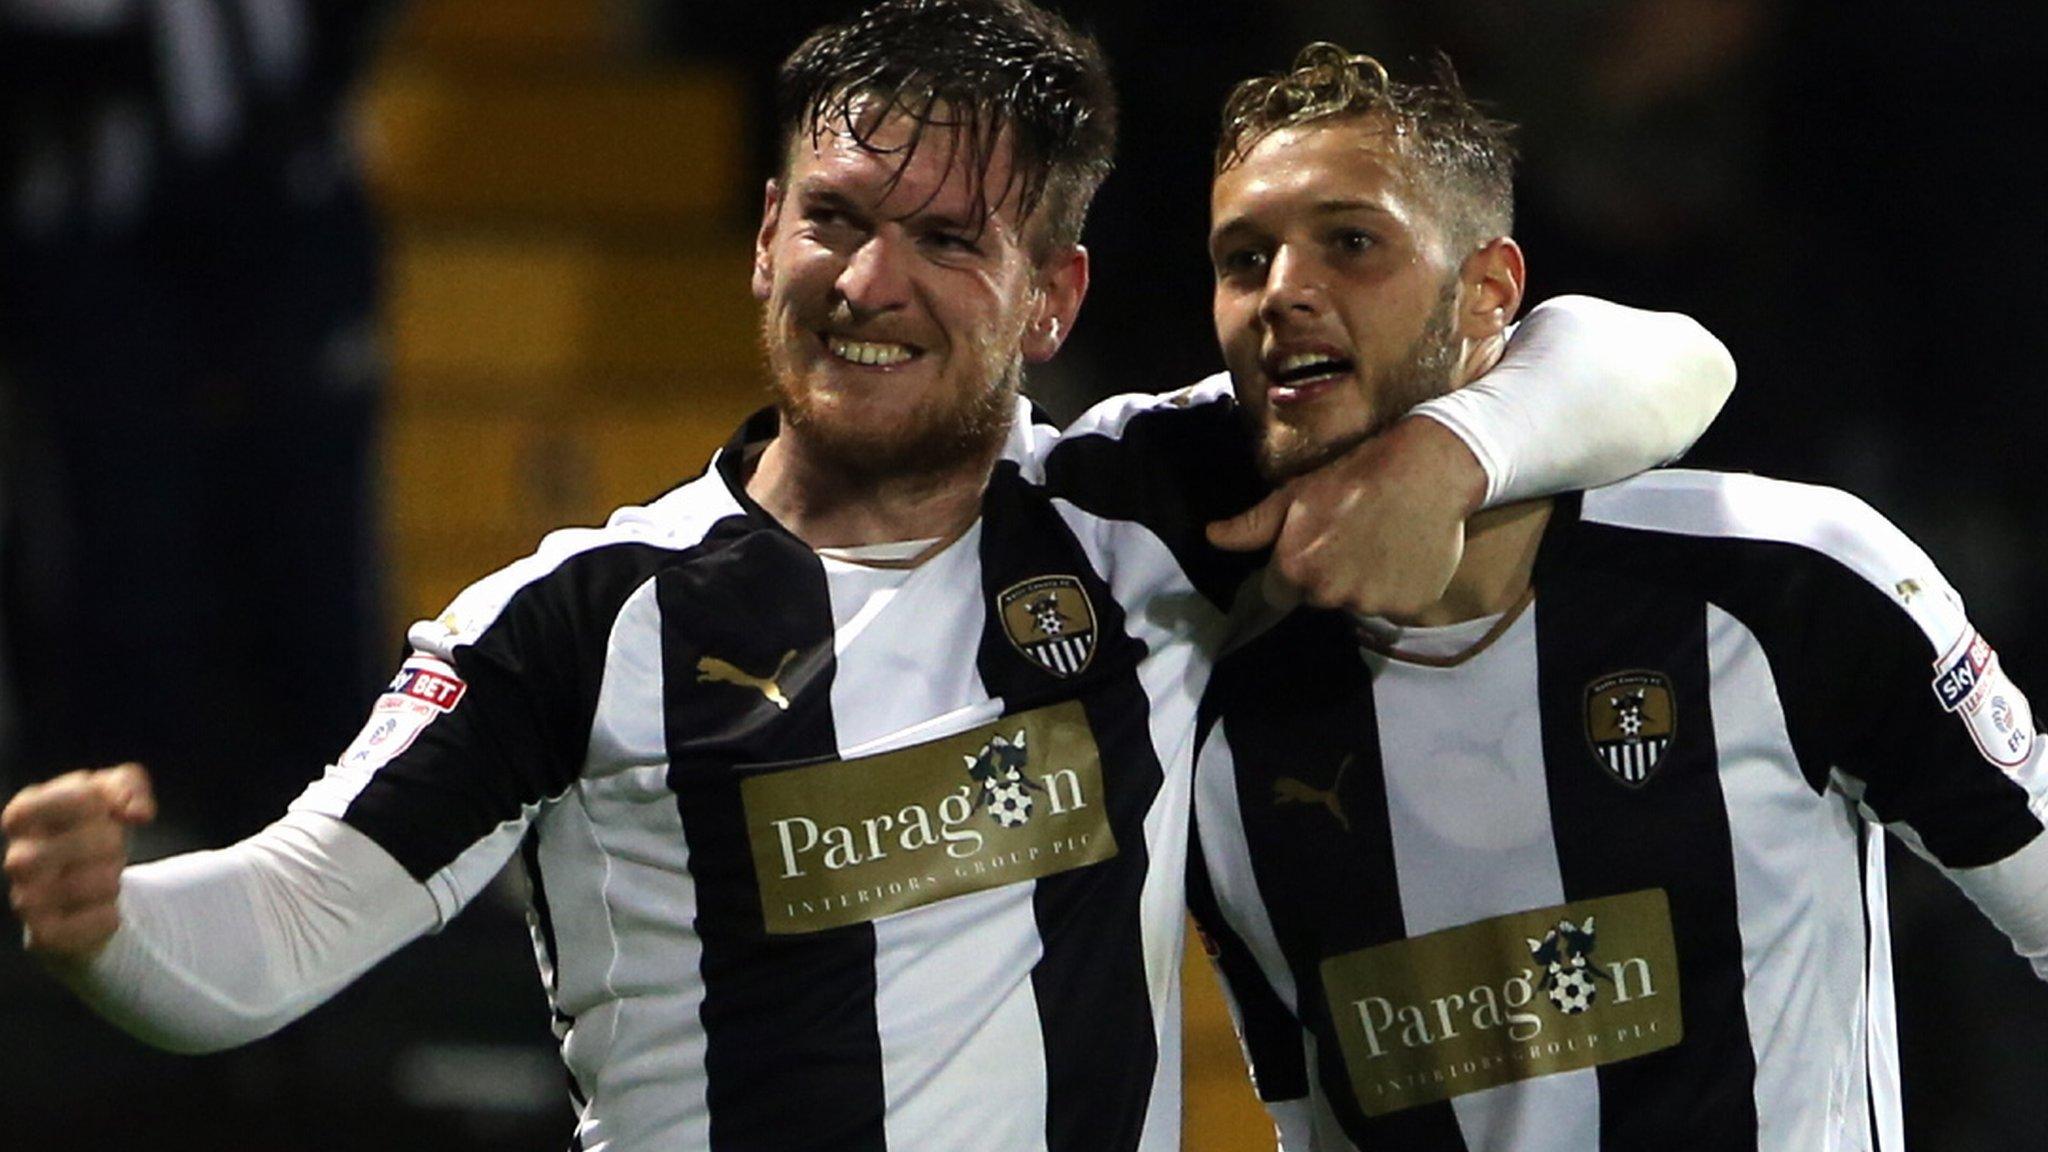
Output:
[
  {"xmin": 752, "ymin": 179, "xmax": 785, "ymax": 302},
  {"xmin": 1456, "ymin": 236, "xmax": 1525, "ymax": 341},
  {"xmin": 1021, "ymin": 244, "xmax": 1091, "ymax": 363}
]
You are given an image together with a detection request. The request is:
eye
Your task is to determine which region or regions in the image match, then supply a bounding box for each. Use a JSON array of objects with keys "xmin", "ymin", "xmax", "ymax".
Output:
[
  {"xmin": 801, "ymin": 204, "xmax": 863, "ymax": 245},
  {"xmin": 922, "ymin": 230, "xmax": 986, "ymax": 258},
  {"xmin": 1213, "ymin": 246, "xmax": 1270, "ymax": 280},
  {"xmin": 1330, "ymin": 227, "xmax": 1375, "ymax": 254}
]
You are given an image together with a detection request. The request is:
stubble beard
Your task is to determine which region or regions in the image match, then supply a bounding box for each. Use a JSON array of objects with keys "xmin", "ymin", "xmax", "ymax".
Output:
[
  {"xmin": 762, "ymin": 312, "xmax": 1022, "ymax": 485},
  {"xmin": 1253, "ymin": 280, "xmax": 1463, "ymax": 484}
]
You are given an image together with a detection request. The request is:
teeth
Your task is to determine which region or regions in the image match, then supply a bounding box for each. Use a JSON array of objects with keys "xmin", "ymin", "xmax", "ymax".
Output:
[
  {"xmin": 1276, "ymin": 351, "xmax": 1344, "ymax": 376},
  {"xmin": 828, "ymin": 337, "xmax": 915, "ymax": 367}
]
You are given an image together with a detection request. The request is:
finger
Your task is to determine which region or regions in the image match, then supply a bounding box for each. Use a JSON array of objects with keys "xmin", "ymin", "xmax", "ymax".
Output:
[
  {"xmin": 1, "ymin": 773, "xmax": 116, "ymax": 839},
  {"xmin": 3, "ymin": 820, "xmax": 127, "ymax": 881},
  {"xmin": 92, "ymin": 764, "xmax": 156, "ymax": 826},
  {"xmin": 20, "ymin": 904, "xmax": 121, "ymax": 964},
  {"xmin": 43, "ymin": 862, "xmax": 125, "ymax": 916},
  {"xmin": 1206, "ymin": 488, "xmax": 1291, "ymax": 553},
  {"xmin": 7, "ymin": 859, "xmax": 122, "ymax": 920}
]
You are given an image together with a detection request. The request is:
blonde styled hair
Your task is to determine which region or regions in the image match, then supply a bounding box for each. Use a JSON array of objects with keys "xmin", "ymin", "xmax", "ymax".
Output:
[{"xmin": 1216, "ymin": 44, "xmax": 1517, "ymax": 253}]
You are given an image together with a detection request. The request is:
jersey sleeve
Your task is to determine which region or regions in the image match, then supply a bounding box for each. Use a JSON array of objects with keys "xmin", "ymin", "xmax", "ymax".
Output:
[
  {"xmin": 1769, "ymin": 494, "xmax": 2044, "ymax": 870},
  {"xmin": 1579, "ymin": 473, "xmax": 2048, "ymax": 981},
  {"xmin": 290, "ymin": 527, "xmax": 675, "ymax": 922},
  {"xmin": 1039, "ymin": 378, "xmax": 1270, "ymax": 611},
  {"xmin": 1812, "ymin": 548, "xmax": 2048, "ymax": 981},
  {"xmin": 1411, "ymin": 295, "xmax": 1737, "ymax": 508}
]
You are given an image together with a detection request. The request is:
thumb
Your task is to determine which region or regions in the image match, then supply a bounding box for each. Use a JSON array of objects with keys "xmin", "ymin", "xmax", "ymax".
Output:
[
  {"xmin": 1206, "ymin": 487, "xmax": 1291, "ymax": 553},
  {"xmin": 93, "ymin": 763, "xmax": 157, "ymax": 826}
]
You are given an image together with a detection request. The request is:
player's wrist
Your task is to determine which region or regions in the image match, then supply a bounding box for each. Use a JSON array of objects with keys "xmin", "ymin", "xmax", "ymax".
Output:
[{"xmin": 1390, "ymin": 413, "xmax": 1488, "ymax": 519}]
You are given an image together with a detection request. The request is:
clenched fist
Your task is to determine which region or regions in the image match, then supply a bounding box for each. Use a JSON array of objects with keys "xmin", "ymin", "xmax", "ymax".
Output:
[{"xmin": 2, "ymin": 763, "xmax": 156, "ymax": 967}]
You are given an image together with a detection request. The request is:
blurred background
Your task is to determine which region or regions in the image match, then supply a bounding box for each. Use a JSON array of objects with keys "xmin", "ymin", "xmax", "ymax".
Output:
[{"xmin": 2, "ymin": 0, "xmax": 2043, "ymax": 1148}]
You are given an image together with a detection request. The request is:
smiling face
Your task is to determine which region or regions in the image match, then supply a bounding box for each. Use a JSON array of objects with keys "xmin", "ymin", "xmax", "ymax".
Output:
[
  {"xmin": 752, "ymin": 105, "xmax": 1085, "ymax": 481},
  {"xmin": 1210, "ymin": 116, "xmax": 1471, "ymax": 482}
]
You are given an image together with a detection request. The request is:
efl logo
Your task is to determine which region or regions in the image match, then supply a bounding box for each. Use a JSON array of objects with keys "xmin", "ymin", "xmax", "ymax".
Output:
[{"xmin": 391, "ymin": 665, "xmax": 467, "ymax": 711}]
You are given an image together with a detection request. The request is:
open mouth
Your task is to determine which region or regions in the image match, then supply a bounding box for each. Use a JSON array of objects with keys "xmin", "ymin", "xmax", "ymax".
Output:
[
  {"xmin": 1266, "ymin": 350, "xmax": 1353, "ymax": 403},
  {"xmin": 824, "ymin": 333, "xmax": 921, "ymax": 368}
]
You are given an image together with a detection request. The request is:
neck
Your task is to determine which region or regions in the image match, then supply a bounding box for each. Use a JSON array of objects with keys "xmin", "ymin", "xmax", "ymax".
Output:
[
  {"xmin": 746, "ymin": 433, "xmax": 995, "ymax": 550},
  {"xmin": 1384, "ymin": 498, "xmax": 1553, "ymax": 628}
]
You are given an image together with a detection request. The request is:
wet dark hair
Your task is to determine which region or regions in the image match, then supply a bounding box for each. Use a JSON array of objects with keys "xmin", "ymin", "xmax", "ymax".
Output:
[
  {"xmin": 1217, "ymin": 44, "xmax": 1516, "ymax": 254},
  {"xmin": 775, "ymin": 0, "xmax": 1117, "ymax": 254}
]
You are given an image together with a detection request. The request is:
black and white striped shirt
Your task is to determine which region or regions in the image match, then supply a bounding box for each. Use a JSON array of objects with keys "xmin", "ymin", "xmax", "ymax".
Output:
[
  {"xmin": 1191, "ymin": 470, "xmax": 2048, "ymax": 1151},
  {"xmin": 294, "ymin": 384, "xmax": 1263, "ymax": 1151}
]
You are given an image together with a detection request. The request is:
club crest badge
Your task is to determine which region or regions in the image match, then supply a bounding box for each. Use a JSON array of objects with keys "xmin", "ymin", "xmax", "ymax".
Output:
[
  {"xmin": 1585, "ymin": 670, "xmax": 1676, "ymax": 787},
  {"xmin": 998, "ymin": 575, "xmax": 1097, "ymax": 677}
]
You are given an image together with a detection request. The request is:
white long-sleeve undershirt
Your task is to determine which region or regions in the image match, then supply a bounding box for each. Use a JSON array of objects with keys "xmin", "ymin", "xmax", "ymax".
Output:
[
  {"xmin": 1413, "ymin": 294, "xmax": 1739, "ymax": 509},
  {"xmin": 67, "ymin": 810, "xmax": 435, "ymax": 1053}
]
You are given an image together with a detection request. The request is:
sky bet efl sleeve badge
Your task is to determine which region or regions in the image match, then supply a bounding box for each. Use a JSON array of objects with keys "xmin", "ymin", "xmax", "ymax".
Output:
[
  {"xmin": 337, "ymin": 656, "xmax": 469, "ymax": 773},
  {"xmin": 1585, "ymin": 671, "xmax": 1676, "ymax": 787},
  {"xmin": 1932, "ymin": 629, "xmax": 2037, "ymax": 770},
  {"xmin": 998, "ymin": 575, "xmax": 1097, "ymax": 677}
]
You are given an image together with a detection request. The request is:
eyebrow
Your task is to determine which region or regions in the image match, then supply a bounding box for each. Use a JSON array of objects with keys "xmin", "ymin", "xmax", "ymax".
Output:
[
  {"xmin": 792, "ymin": 182, "xmax": 863, "ymax": 212},
  {"xmin": 1212, "ymin": 197, "xmax": 1396, "ymax": 237},
  {"xmin": 793, "ymin": 178, "xmax": 991, "ymax": 237}
]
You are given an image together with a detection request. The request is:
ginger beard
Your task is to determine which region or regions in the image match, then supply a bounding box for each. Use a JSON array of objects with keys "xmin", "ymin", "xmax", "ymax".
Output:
[
  {"xmin": 760, "ymin": 301, "xmax": 1024, "ymax": 483},
  {"xmin": 1249, "ymin": 274, "xmax": 1462, "ymax": 483}
]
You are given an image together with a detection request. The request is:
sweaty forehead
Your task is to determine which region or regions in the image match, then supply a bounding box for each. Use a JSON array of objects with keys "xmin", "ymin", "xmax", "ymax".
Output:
[
  {"xmin": 784, "ymin": 101, "xmax": 1030, "ymax": 233},
  {"xmin": 1211, "ymin": 119, "xmax": 1427, "ymax": 226}
]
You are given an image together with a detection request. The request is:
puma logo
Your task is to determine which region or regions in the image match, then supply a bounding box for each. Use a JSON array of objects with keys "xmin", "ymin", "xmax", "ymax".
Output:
[
  {"xmin": 1273, "ymin": 754, "xmax": 1353, "ymax": 832},
  {"xmin": 696, "ymin": 649, "xmax": 800, "ymax": 711}
]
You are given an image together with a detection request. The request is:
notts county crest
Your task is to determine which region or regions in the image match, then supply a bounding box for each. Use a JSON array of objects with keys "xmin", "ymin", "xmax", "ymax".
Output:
[
  {"xmin": 998, "ymin": 575, "xmax": 1097, "ymax": 677},
  {"xmin": 1585, "ymin": 671, "xmax": 1676, "ymax": 787}
]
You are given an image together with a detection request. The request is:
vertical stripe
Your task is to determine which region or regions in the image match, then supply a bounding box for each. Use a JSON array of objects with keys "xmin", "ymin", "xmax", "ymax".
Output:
[
  {"xmin": 977, "ymin": 468, "xmax": 1159, "ymax": 1152},
  {"xmin": 1703, "ymin": 605, "xmax": 1867, "ymax": 1151},
  {"xmin": 1191, "ymin": 735, "xmax": 1310, "ymax": 1102},
  {"xmin": 1371, "ymin": 613, "xmax": 1601, "ymax": 1149},
  {"xmin": 1204, "ymin": 609, "xmax": 1470, "ymax": 1149},
  {"xmin": 1049, "ymin": 500, "xmax": 1232, "ymax": 1152},
  {"xmin": 555, "ymin": 578, "xmax": 706, "ymax": 1147},
  {"xmin": 661, "ymin": 527, "xmax": 886, "ymax": 1152},
  {"xmin": 820, "ymin": 535, "xmax": 1054, "ymax": 1152},
  {"xmin": 1862, "ymin": 833, "xmax": 1904, "ymax": 1150},
  {"xmin": 1534, "ymin": 578, "xmax": 1759, "ymax": 1150}
]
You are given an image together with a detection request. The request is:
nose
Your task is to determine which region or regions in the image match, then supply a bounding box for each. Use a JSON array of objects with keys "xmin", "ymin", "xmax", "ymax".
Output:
[
  {"xmin": 834, "ymin": 231, "xmax": 913, "ymax": 318},
  {"xmin": 1257, "ymin": 245, "xmax": 1322, "ymax": 327}
]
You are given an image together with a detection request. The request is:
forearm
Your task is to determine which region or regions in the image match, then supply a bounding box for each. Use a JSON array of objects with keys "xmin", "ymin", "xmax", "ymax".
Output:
[
  {"xmin": 64, "ymin": 810, "xmax": 436, "ymax": 1053},
  {"xmin": 1947, "ymin": 830, "xmax": 2048, "ymax": 984},
  {"xmin": 1412, "ymin": 294, "xmax": 1737, "ymax": 508}
]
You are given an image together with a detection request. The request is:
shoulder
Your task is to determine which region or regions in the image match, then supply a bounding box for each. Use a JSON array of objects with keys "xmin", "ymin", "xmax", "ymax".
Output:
[
  {"xmin": 1058, "ymin": 374, "xmax": 1240, "ymax": 443},
  {"xmin": 1568, "ymin": 469, "xmax": 1966, "ymax": 654},
  {"xmin": 409, "ymin": 461, "xmax": 751, "ymax": 658},
  {"xmin": 1007, "ymin": 376, "xmax": 1240, "ymax": 479}
]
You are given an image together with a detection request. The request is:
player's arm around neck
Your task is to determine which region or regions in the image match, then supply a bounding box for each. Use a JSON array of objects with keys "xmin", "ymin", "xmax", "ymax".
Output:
[
  {"xmin": 1207, "ymin": 294, "xmax": 1735, "ymax": 618},
  {"xmin": 1412, "ymin": 293, "xmax": 1738, "ymax": 508}
]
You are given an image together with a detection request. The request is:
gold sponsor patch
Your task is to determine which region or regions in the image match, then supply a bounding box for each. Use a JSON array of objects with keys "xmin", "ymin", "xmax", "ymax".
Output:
[
  {"xmin": 1322, "ymin": 888, "xmax": 1682, "ymax": 1116},
  {"xmin": 741, "ymin": 699, "xmax": 1117, "ymax": 934},
  {"xmin": 997, "ymin": 575, "xmax": 1098, "ymax": 677}
]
